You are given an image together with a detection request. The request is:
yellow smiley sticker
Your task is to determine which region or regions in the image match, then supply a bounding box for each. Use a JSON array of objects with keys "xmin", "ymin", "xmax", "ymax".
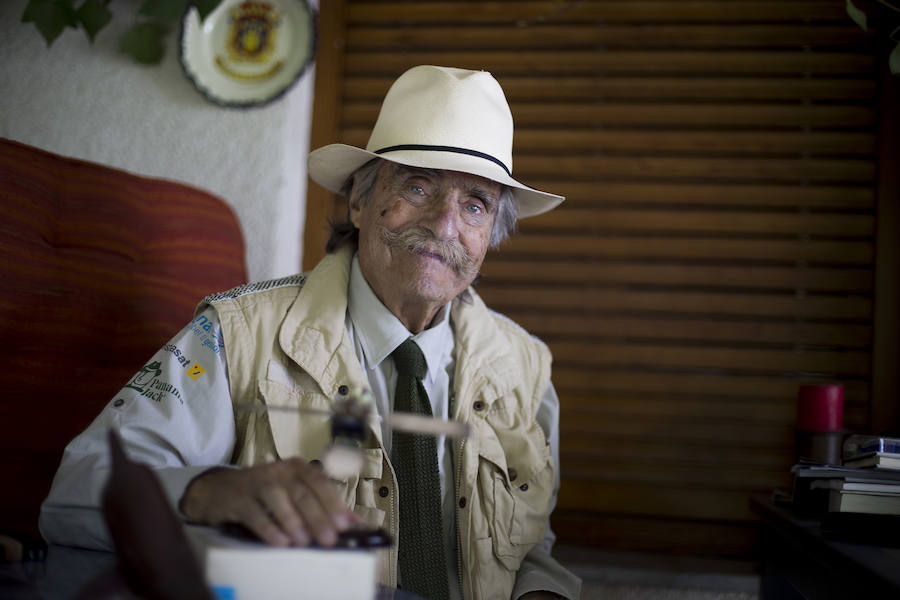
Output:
[{"xmin": 186, "ymin": 363, "xmax": 206, "ymax": 380}]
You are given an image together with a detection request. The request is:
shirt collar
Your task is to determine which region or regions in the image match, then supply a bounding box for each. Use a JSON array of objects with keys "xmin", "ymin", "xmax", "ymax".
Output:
[{"xmin": 348, "ymin": 253, "xmax": 453, "ymax": 384}]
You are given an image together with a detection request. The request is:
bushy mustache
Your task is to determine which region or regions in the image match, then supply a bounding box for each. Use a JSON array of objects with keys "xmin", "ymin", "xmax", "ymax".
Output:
[{"xmin": 380, "ymin": 227, "xmax": 476, "ymax": 278}]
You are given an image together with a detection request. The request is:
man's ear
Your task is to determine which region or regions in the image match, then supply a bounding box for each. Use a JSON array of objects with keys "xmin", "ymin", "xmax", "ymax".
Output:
[{"xmin": 347, "ymin": 184, "xmax": 363, "ymax": 228}]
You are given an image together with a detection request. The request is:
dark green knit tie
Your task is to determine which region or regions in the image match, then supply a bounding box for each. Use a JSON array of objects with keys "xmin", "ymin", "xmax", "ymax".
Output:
[{"xmin": 391, "ymin": 338, "xmax": 450, "ymax": 600}]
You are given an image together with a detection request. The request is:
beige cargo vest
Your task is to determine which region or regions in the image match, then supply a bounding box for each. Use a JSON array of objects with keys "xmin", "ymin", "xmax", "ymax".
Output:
[{"xmin": 198, "ymin": 245, "xmax": 555, "ymax": 599}]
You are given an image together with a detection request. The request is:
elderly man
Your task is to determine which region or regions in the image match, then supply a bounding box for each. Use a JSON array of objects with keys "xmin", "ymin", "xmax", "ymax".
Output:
[{"xmin": 41, "ymin": 65, "xmax": 581, "ymax": 600}]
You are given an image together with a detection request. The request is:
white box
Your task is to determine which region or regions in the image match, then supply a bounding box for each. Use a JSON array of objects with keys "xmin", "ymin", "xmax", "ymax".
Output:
[{"xmin": 185, "ymin": 525, "xmax": 377, "ymax": 600}]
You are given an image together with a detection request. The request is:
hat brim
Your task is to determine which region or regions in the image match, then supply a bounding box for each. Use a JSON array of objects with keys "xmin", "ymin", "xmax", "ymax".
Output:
[{"xmin": 308, "ymin": 143, "xmax": 563, "ymax": 219}]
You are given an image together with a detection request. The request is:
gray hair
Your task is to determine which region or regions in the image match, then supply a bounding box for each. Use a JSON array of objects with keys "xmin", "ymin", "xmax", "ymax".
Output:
[{"xmin": 325, "ymin": 158, "xmax": 518, "ymax": 252}]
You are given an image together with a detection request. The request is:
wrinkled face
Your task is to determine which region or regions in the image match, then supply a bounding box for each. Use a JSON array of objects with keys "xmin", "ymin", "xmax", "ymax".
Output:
[{"xmin": 350, "ymin": 163, "xmax": 500, "ymax": 311}]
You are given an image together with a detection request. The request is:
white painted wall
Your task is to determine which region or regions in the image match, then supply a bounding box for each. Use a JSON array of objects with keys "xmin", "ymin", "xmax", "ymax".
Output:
[{"xmin": 0, "ymin": 0, "xmax": 317, "ymax": 282}]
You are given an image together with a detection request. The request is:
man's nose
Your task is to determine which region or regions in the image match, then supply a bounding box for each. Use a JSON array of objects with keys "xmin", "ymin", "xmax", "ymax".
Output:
[{"xmin": 421, "ymin": 192, "xmax": 459, "ymax": 240}]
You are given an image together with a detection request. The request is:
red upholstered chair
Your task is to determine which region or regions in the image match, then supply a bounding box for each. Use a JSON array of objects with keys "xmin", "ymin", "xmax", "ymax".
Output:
[{"xmin": 0, "ymin": 138, "xmax": 248, "ymax": 539}]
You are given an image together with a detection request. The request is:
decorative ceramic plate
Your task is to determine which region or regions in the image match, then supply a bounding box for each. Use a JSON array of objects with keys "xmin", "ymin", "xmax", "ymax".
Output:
[{"xmin": 180, "ymin": 0, "xmax": 316, "ymax": 108}]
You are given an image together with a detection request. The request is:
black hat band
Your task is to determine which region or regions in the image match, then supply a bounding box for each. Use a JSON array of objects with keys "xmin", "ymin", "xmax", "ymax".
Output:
[{"xmin": 373, "ymin": 144, "xmax": 511, "ymax": 177}]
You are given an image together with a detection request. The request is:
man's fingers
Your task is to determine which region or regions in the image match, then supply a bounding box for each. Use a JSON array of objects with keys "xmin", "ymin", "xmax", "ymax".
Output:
[
  {"xmin": 287, "ymin": 458, "xmax": 355, "ymax": 531},
  {"xmin": 241, "ymin": 504, "xmax": 291, "ymax": 547},
  {"xmin": 179, "ymin": 458, "xmax": 366, "ymax": 549},
  {"xmin": 257, "ymin": 486, "xmax": 310, "ymax": 546},
  {"xmin": 282, "ymin": 485, "xmax": 337, "ymax": 547}
]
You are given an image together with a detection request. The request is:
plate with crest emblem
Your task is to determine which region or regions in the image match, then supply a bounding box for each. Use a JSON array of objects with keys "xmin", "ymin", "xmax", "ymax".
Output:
[{"xmin": 180, "ymin": 0, "xmax": 316, "ymax": 108}]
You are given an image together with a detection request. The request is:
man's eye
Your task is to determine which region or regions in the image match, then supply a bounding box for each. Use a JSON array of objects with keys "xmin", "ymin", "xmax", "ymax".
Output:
[
  {"xmin": 408, "ymin": 185, "xmax": 426, "ymax": 195},
  {"xmin": 466, "ymin": 203, "xmax": 483, "ymax": 215}
]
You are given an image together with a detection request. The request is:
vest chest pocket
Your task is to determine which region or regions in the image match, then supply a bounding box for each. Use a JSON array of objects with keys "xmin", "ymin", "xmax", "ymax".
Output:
[
  {"xmin": 256, "ymin": 379, "xmax": 333, "ymax": 462},
  {"xmin": 257, "ymin": 373, "xmax": 390, "ymax": 523},
  {"xmin": 353, "ymin": 449, "xmax": 388, "ymax": 530},
  {"xmin": 326, "ymin": 447, "xmax": 387, "ymax": 526},
  {"xmin": 475, "ymin": 427, "xmax": 553, "ymax": 570},
  {"xmin": 351, "ymin": 449, "xmax": 386, "ymax": 513}
]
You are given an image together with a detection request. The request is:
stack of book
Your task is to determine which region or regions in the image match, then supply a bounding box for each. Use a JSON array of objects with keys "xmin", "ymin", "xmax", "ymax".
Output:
[
  {"xmin": 842, "ymin": 434, "xmax": 900, "ymax": 470},
  {"xmin": 793, "ymin": 436, "xmax": 900, "ymax": 516},
  {"xmin": 813, "ymin": 475, "xmax": 900, "ymax": 514},
  {"xmin": 792, "ymin": 462, "xmax": 900, "ymax": 516},
  {"xmin": 790, "ymin": 435, "xmax": 900, "ymax": 544}
]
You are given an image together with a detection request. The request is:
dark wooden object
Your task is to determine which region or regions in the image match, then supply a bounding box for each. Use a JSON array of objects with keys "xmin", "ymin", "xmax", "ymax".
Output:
[{"xmin": 753, "ymin": 496, "xmax": 900, "ymax": 598}]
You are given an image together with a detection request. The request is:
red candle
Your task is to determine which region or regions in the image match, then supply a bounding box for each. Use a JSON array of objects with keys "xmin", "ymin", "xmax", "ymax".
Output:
[{"xmin": 796, "ymin": 384, "xmax": 844, "ymax": 432}]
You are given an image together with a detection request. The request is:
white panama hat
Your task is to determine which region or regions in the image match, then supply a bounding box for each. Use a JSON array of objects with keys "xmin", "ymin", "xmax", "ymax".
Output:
[{"xmin": 307, "ymin": 65, "xmax": 564, "ymax": 219}]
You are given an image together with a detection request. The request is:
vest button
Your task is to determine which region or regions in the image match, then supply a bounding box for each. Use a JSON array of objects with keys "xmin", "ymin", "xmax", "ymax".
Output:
[
  {"xmin": 113, "ymin": 398, "xmax": 125, "ymax": 408},
  {"xmin": 379, "ymin": 486, "xmax": 389, "ymax": 498},
  {"xmin": 519, "ymin": 483, "xmax": 529, "ymax": 492},
  {"xmin": 473, "ymin": 400, "xmax": 485, "ymax": 411},
  {"xmin": 459, "ymin": 497, "xmax": 467, "ymax": 508},
  {"xmin": 337, "ymin": 384, "xmax": 349, "ymax": 396},
  {"xmin": 508, "ymin": 467, "xmax": 518, "ymax": 482}
]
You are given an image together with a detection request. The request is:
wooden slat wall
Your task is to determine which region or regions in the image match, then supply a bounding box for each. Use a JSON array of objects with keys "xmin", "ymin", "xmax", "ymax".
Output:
[{"xmin": 305, "ymin": 0, "xmax": 882, "ymax": 557}]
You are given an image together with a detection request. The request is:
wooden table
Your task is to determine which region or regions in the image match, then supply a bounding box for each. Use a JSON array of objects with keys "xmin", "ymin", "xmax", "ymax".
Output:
[{"xmin": 752, "ymin": 496, "xmax": 900, "ymax": 598}]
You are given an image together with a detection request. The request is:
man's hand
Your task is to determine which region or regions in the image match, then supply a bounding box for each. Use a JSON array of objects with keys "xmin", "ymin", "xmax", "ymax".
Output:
[{"xmin": 179, "ymin": 458, "xmax": 364, "ymax": 547}]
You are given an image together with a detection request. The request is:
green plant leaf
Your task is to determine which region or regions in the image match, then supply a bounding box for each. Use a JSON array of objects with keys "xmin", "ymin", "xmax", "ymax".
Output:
[
  {"xmin": 138, "ymin": 0, "xmax": 187, "ymax": 22},
  {"xmin": 76, "ymin": 0, "xmax": 112, "ymax": 42},
  {"xmin": 192, "ymin": 0, "xmax": 223, "ymax": 21},
  {"xmin": 120, "ymin": 21, "xmax": 167, "ymax": 64},
  {"xmin": 21, "ymin": 0, "xmax": 78, "ymax": 46},
  {"xmin": 846, "ymin": 0, "xmax": 868, "ymax": 31}
]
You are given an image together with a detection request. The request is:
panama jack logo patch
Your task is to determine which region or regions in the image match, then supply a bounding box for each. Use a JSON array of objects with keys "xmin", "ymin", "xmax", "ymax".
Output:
[
  {"xmin": 124, "ymin": 360, "xmax": 184, "ymax": 405},
  {"xmin": 125, "ymin": 361, "xmax": 162, "ymax": 393}
]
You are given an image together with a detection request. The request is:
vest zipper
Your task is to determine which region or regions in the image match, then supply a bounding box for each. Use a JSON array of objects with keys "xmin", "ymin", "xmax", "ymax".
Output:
[
  {"xmin": 390, "ymin": 472, "xmax": 397, "ymax": 588},
  {"xmin": 383, "ymin": 444, "xmax": 398, "ymax": 589},
  {"xmin": 454, "ymin": 435, "xmax": 466, "ymax": 597}
]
